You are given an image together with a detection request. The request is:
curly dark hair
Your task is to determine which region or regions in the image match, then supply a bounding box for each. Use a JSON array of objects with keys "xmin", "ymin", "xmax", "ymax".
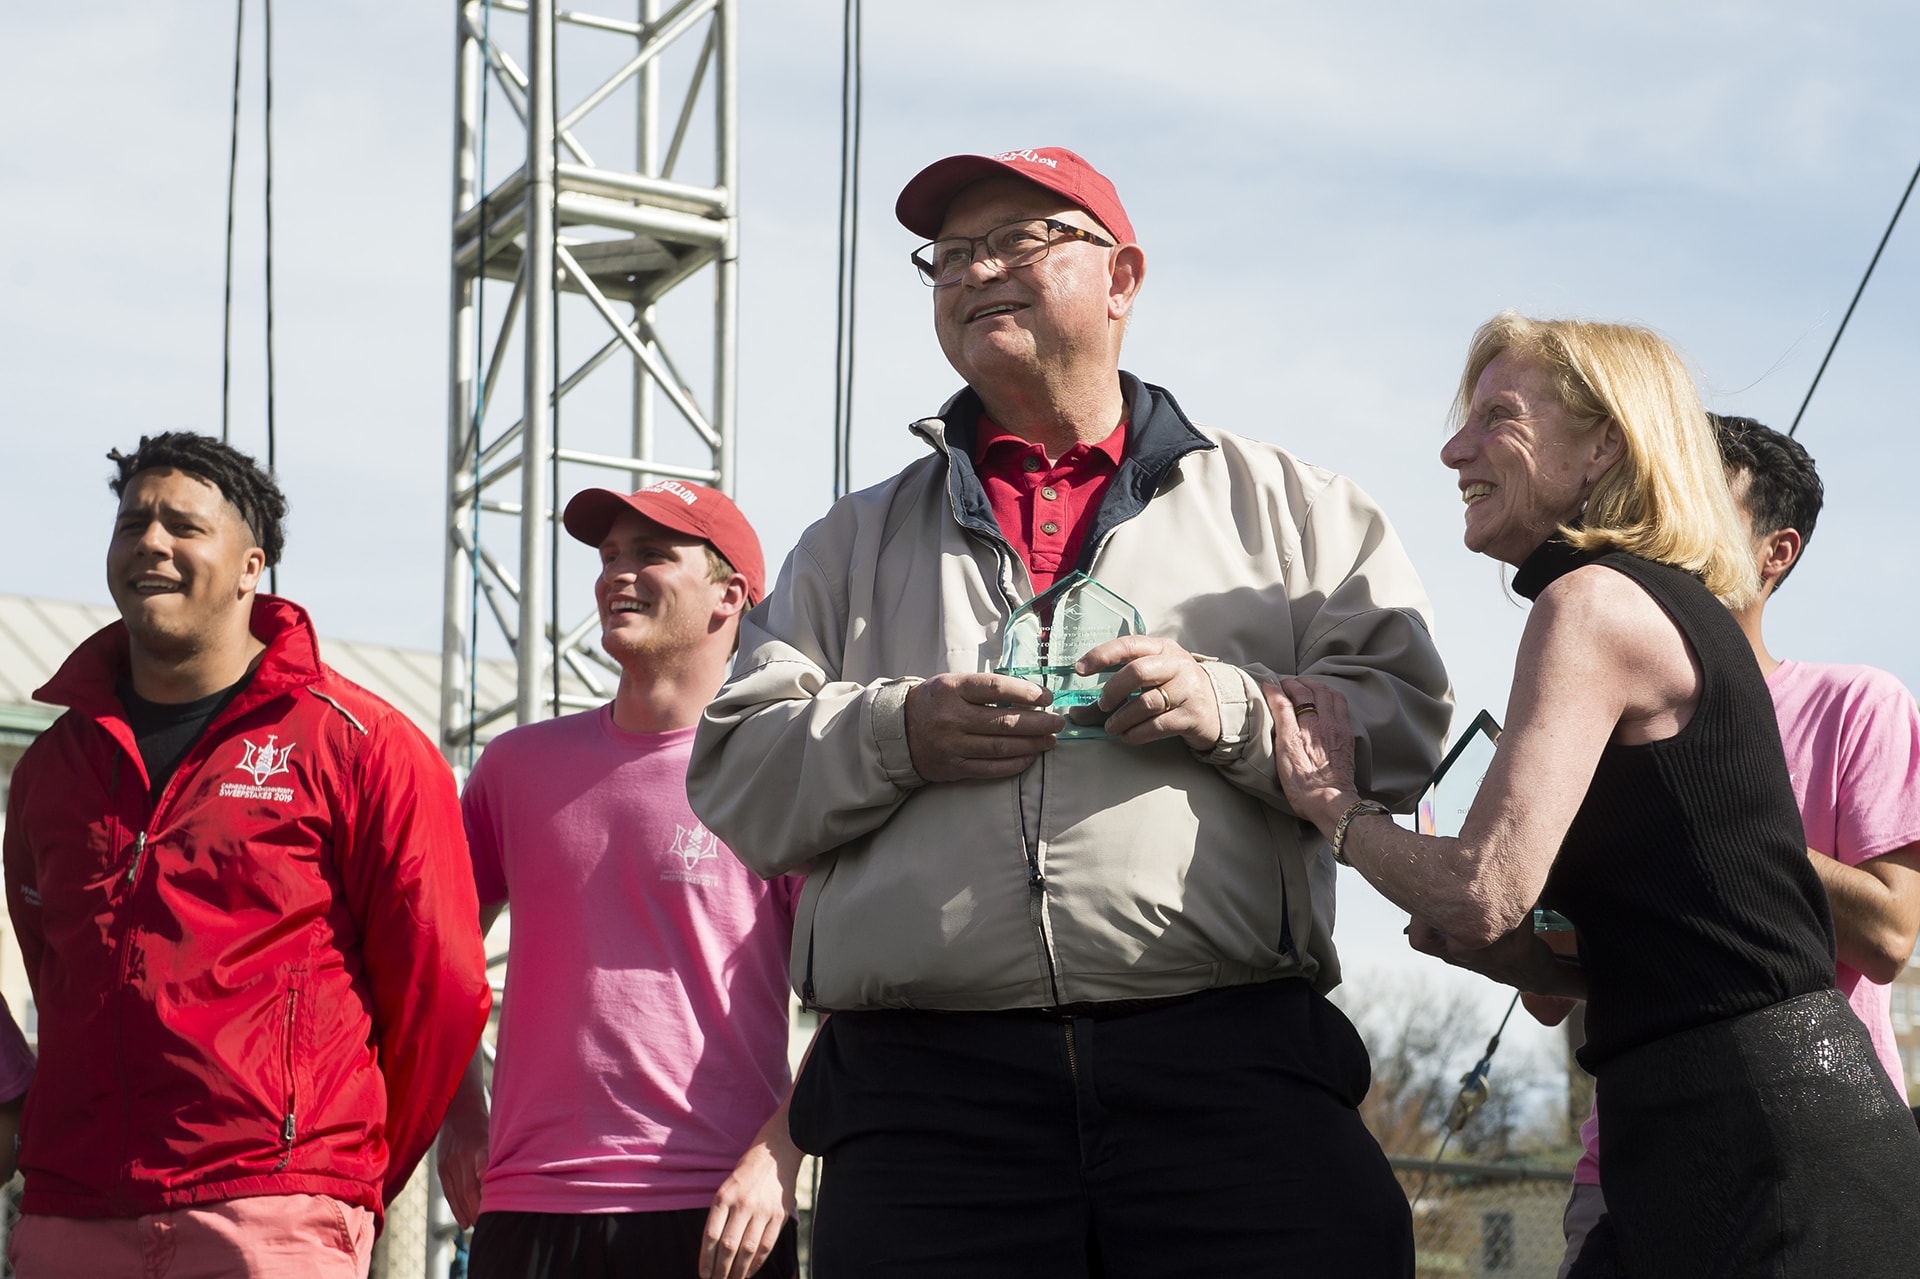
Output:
[
  {"xmin": 1711, "ymin": 413, "xmax": 1822, "ymax": 593},
  {"xmin": 107, "ymin": 432, "xmax": 289, "ymax": 567}
]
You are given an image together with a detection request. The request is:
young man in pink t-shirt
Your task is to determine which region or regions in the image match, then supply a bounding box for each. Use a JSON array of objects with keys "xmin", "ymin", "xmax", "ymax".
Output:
[
  {"xmin": 0, "ymin": 993, "xmax": 33, "ymax": 1181},
  {"xmin": 437, "ymin": 482, "xmax": 803, "ymax": 1279},
  {"xmin": 1549, "ymin": 416, "xmax": 1920, "ymax": 1277}
]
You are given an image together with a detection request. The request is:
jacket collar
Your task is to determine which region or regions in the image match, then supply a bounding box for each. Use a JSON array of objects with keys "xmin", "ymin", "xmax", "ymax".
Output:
[
  {"xmin": 35, "ymin": 594, "xmax": 328, "ymax": 728},
  {"xmin": 911, "ymin": 372, "xmax": 1216, "ymax": 575}
]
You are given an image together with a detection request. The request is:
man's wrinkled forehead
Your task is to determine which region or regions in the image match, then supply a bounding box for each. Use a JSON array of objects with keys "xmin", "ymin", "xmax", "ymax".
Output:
[{"xmin": 935, "ymin": 176, "xmax": 1085, "ymax": 238}]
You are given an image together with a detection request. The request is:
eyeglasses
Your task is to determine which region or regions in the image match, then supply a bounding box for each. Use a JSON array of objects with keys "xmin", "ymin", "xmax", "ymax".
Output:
[{"xmin": 910, "ymin": 217, "xmax": 1116, "ymax": 288}]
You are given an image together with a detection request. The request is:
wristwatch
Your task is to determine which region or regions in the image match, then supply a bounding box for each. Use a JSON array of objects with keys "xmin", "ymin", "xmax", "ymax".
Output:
[{"xmin": 1331, "ymin": 799, "xmax": 1391, "ymax": 865}]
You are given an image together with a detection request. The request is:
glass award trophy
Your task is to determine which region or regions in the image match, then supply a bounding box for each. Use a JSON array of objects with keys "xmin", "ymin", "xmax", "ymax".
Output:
[
  {"xmin": 1418, "ymin": 709, "xmax": 1578, "ymax": 964},
  {"xmin": 1417, "ymin": 709, "xmax": 1501, "ymax": 839},
  {"xmin": 995, "ymin": 571, "xmax": 1146, "ymax": 740}
]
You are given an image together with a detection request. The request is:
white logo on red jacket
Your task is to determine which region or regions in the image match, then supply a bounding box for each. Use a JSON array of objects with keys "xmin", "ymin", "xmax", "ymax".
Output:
[
  {"xmin": 219, "ymin": 735, "xmax": 298, "ymax": 803},
  {"xmin": 237, "ymin": 735, "xmax": 295, "ymax": 785}
]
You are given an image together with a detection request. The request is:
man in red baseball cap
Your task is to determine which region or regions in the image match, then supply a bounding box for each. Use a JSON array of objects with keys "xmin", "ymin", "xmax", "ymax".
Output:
[
  {"xmin": 559, "ymin": 478, "xmax": 766, "ymax": 606},
  {"xmin": 439, "ymin": 480, "xmax": 807, "ymax": 1279},
  {"xmin": 893, "ymin": 145, "xmax": 1136, "ymax": 246},
  {"xmin": 692, "ymin": 147, "xmax": 1447, "ymax": 1277}
]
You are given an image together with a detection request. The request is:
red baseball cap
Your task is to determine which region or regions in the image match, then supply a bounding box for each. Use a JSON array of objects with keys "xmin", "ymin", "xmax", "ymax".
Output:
[
  {"xmin": 562, "ymin": 480, "xmax": 766, "ymax": 604},
  {"xmin": 895, "ymin": 147, "xmax": 1135, "ymax": 246}
]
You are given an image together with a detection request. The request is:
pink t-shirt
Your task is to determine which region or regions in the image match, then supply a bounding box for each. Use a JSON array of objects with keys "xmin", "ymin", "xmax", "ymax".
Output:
[
  {"xmin": 1574, "ymin": 659, "xmax": 1920, "ymax": 1184},
  {"xmin": 462, "ymin": 709, "xmax": 799, "ymax": 1214},
  {"xmin": 0, "ymin": 995, "xmax": 33, "ymax": 1102}
]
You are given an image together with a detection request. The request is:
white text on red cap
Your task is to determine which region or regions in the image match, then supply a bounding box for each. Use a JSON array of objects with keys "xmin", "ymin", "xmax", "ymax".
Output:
[{"xmin": 645, "ymin": 480, "xmax": 701, "ymax": 506}]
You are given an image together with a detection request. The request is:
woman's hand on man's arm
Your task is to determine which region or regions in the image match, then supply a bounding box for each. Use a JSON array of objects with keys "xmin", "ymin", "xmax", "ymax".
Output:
[{"xmin": 1406, "ymin": 914, "xmax": 1589, "ymax": 1000}]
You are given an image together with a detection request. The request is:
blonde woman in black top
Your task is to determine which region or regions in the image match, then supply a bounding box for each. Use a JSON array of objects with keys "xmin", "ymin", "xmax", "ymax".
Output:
[{"xmin": 1272, "ymin": 312, "xmax": 1920, "ymax": 1277}]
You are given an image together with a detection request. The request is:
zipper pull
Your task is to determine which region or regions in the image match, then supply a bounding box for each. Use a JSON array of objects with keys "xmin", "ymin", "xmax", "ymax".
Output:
[
  {"xmin": 124, "ymin": 831, "xmax": 148, "ymax": 886},
  {"xmin": 282, "ymin": 1112, "xmax": 296, "ymax": 1145}
]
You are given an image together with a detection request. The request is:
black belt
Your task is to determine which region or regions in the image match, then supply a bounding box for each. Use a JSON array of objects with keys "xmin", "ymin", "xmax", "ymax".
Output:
[{"xmin": 993, "ymin": 991, "xmax": 1202, "ymax": 1023}]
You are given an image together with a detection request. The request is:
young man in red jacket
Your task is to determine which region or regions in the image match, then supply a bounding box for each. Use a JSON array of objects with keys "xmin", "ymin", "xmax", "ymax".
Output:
[{"xmin": 2, "ymin": 432, "xmax": 492, "ymax": 1277}]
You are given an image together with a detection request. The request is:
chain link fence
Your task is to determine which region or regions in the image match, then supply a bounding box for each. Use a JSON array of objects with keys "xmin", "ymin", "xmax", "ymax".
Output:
[
  {"xmin": 1391, "ymin": 1155, "xmax": 1575, "ymax": 1279},
  {"xmin": 369, "ymin": 1156, "xmax": 434, "ymax": 1279},
  {"xmin": 0, "ymin": 1176, "xmax": 17, "ymax": 1278}
]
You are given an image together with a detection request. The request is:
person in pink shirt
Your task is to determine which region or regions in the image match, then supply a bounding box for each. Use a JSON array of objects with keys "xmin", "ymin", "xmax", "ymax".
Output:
[
  {"xmin": 436, "ymin": 481, "xmax": 802, "ymax": 1279},
  {"xmin": 1547, "ymin": 415, "xmax": 1920, "ymax": 1276},
  {"xmin": 0, "ymin": 994, "xmax": 33, "ymax": 1182}
]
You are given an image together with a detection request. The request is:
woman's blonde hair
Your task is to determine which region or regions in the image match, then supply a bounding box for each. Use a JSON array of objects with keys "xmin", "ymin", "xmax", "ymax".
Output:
[{"xmin": 1453, "ymin": 311, "xmax": 1759, "ymax": 607}]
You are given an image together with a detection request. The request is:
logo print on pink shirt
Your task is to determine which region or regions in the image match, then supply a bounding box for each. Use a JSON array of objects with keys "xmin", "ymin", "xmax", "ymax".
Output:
[{"xmin": 669, "ymin": 823, "xmax": 719, "ymax": 871}]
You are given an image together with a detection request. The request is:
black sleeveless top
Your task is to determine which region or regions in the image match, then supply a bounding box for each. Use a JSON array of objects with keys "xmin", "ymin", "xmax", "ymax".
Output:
[{"xmin": 1516, "ymin": 540, "xmax": 1835, "ymax": 1070}]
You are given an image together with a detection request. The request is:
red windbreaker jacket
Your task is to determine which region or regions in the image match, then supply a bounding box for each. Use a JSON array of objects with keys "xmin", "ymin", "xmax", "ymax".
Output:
[{"xmin": 2, "ymin": 596, "xmax": 491, "ymax": 1221}]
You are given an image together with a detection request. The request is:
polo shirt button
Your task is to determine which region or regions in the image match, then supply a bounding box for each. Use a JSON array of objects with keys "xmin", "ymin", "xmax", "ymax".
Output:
[
  {"xmin": 1040, "ymin": 486, "xmax": 1058, "ymax": 501},
  {"xmin": 1022, "ymin": 457, "xmax": 1042, "ymax": 473},
  {"xmin": 1040, "ymin": 521, "xmax": 1060, "ymax": 535}
]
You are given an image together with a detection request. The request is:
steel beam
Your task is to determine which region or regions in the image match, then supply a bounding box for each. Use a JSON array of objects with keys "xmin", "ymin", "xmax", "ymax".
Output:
[
  {"xmin": 517, "ymin": 0, "xmax": 556, "ymax": 726},
  {"xmin": 439, "ymin": 0, "xmax": 738, "ymax": 767},
  {"xmin": 440, "ymin": 7, "xmax": 483, "ymax": 772}
]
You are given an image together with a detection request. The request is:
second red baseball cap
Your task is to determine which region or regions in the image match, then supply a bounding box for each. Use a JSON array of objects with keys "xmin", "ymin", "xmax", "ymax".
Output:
[
  {"xmin": 562, "ymin": 479, "xmax": 766, "ymax": 604},
  {"xmin": 895, "ymin": 146, "xmax": 1135, "ymax": 246}
]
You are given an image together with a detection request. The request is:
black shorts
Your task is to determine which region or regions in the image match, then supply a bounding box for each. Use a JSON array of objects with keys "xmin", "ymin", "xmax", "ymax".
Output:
[{"xmin": 468, "ymin": 1207, "xmax": 800, "ymax": 1279}]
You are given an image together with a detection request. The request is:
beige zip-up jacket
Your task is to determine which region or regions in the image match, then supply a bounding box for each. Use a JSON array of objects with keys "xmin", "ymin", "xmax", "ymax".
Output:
[{"xmin": 689, "ymin": 377, "xmax": 1451, "ymax": 1011}]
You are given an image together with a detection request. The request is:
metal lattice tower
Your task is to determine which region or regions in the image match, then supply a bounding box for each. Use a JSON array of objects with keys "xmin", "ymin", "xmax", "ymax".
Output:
[{"xmin": 440, "ymin": 0, "xmax": 738, "ymax": 759}]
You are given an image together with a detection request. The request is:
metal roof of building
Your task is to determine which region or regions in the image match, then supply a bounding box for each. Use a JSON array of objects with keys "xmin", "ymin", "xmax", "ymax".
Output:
[
  {"xmin": 0, "ymin": 596, "xmax": 117, "ymax": 738},
  {"xmin": 0, "ymin": 593, "xmax": 603, "ymax": 750}
]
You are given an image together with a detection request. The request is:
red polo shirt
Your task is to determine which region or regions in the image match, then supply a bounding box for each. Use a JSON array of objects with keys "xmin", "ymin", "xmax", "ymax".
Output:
[{"xmin": 975, "ymin": 417, "xmax": 1128, "ymax": 595}]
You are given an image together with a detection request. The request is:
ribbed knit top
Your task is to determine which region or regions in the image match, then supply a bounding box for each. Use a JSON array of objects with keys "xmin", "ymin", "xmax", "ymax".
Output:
[{"xmin": 1517, "ymin": 540, "xmax": 1835, "ymax": 1070}]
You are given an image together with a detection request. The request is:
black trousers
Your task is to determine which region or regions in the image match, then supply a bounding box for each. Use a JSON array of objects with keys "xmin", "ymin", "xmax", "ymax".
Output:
[
  {"xmin": 468, "ymin": 1208, "xmax": 799, "ymax": 1279},
  {"xmin": 790, "ymin": 979, "xmax": 1413, "ymax": 1278}
]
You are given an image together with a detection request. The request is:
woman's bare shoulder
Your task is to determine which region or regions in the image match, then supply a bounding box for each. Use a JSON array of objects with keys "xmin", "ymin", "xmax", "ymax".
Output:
[
  {"xmin": 1529, "ymin": 561, "xmax": 1670, "ymax": 640},
  {"xmin": 1524, "ymin": 561, "xmax": 1697, "ymax": 720}
]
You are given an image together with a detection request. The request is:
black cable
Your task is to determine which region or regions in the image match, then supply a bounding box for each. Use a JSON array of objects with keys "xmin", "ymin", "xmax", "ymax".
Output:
[
  {"xmin": 1409, "ymin": 989, "xmax": 1521, "ymax": 1208},
  {"xmin": 1789, "ymin": 153, "xmax": 1920, "ymax": 437},
  {"xmin": 830, "ymin": 1, "xmax": 847, "ymax": 497},
  {"xmin": 845, "ymin": 1, "xmax": 861, "ymax": 496},
  {"xmin": 830, "ymin": 0, "xmax": 862, "ymax": 499},
  {"xmin": 263, "ymin": 0, "xmax": 277, "ymax": 594},
  {"xmin": 220, "ymin": 0, "xmax": 245, "ymax": 444}
]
